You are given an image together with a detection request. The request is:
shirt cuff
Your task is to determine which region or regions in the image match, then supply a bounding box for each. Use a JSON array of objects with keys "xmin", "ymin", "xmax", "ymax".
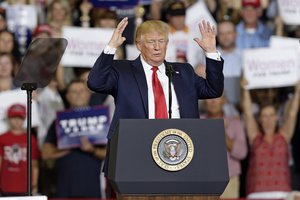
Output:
[
  {"xmin": 103, "ymin": 45, "xmax": 117, "ymax": 54},
  {"xmin": 205, "ymin": 51, "xmax": 221, "ymax": 61}
]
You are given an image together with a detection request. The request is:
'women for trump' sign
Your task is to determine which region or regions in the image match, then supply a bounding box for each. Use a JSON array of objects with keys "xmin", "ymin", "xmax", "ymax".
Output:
[
  {"xmin": 243, "ymin": 47, "xmax": 299, "ymax": 89},
  {"xmin": 56, "ymin": 106, "xmax": 109, "ymax": 149},
  {"xmin": 61, "ymin": 26, "xmax": 114, "ymax": 67}
]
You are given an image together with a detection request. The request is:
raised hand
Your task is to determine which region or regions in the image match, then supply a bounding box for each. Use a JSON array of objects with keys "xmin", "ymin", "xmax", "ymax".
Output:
[
  {"xmin": 193, "ymin": 20, "xmax": 217, "ymax": 53},
  {"xmin": 108, "ymin": 17, "xmax": 128, "ymax": 48}
]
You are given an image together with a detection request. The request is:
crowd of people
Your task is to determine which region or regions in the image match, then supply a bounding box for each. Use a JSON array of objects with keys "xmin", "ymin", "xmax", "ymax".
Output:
[{"xmin": 0, "ymin": 0, "xmax": 299, "ymax": 199}]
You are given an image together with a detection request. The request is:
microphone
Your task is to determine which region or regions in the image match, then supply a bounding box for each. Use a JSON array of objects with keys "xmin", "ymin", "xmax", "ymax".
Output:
[{"xmin": 165, "ymin": 65, "xmax": 174, "ymax": 119}]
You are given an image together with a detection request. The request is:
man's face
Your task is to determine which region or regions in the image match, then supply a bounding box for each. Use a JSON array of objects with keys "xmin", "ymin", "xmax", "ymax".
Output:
[
  {"xmin": 136, "ymin": 32, "xmax": 168, "ymax": 66},
  {"xmin": 168, "ymin": 15, "xmax": 185, "ymax": 30},
  {"xmin": 241, "ymin": 6, "xmax": 260, "ymax": 25},
  {"xmin": 217, "ymin": 22, "xmax": 236, "ymax": 49},
  {"xmin": 66, "ymin": 82, "xmax": 91, "ymax": 108}
]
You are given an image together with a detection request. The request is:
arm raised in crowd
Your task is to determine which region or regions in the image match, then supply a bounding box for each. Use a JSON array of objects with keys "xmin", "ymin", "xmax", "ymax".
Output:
[
  {"xmin": 241, "ymin": 78, "xmax": 259, "ymax": 145},
  {"xmin": 280, "ymin": 81, "xmax": 300, "ymax": 142}
]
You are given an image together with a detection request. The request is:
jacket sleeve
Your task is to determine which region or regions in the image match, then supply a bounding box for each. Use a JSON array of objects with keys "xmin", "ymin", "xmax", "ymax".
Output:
[
  {"xmin": 87, "ymin": 52, "xmax": 118, "ymax": 95},
  {"xmin": 195, "ymin": 57, "xmax": 224, "ymax": 99}
]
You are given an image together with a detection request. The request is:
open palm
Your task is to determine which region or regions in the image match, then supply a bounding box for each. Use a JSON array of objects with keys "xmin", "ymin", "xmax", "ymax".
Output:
[{"xmin": 193, "ymin": 20, "xmax": 217, "ymax": 53}]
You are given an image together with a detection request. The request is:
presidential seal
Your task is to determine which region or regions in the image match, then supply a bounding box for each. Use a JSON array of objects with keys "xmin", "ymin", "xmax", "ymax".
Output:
[{"xmin": 151, "ymin": 128, "xmax": 194, "ymax": 171}]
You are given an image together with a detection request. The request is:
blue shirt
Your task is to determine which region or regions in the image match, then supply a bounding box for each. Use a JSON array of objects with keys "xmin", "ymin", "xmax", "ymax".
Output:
[{"xmin": 236, "ymin": 21, "xmax": 273, "ymax": 49}]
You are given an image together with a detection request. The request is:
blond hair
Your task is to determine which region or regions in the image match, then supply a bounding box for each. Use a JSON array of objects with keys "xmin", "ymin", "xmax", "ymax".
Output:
[
  {"xmin": 47, "ymin": 0, "xmax": 72, "ymax": 26},
  {"xmin": 135, "ymin": 20, "xmax": 169, "ymax": 43}
]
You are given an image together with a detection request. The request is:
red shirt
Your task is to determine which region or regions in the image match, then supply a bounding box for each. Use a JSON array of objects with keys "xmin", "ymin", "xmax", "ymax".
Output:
[
  {"xmin": 0, "ymin": 131, "xmax": 39, "ymax": 193},
  {"xmin": 246, "ymin": 133, "xmax": 291, "ymax": 194}
]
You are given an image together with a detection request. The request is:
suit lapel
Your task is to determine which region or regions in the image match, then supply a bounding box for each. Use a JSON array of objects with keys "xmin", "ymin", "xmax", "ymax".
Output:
[{"xmin": 132, "ymin": 56, "xmax": 148, "ymax": 117}]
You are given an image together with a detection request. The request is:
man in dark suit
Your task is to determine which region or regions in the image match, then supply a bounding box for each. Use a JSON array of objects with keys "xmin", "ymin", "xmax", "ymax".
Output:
[{"xmin": 87, "ymin": 17, "xmax": 224, "ymax": 173}]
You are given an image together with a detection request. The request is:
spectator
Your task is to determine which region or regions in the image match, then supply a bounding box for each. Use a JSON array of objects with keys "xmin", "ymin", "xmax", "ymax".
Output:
[
  {"xmin": 47, "ymin": 0, "xmax": 72, "ymax": 38},
  {"xmin": 217, "ymin": 20, "xmax": 242, "ymax": 107},
  {"xmin": 236, "ymin": 0, "xmax": 273, "ymax": 49},
  {"xmin": 47, "ymin": 0, "xmax": 73, "ymax": 90},
  {"xmin": 91, "ymin": 9, "xmax": 118, "ymax": 28},
  {"xmin": 242, "ymin": 80, "xmax": 300, "ymax": 199},
  {"xmin": 36, "ymin": 77, "xmax": 64, "ymax": 147},
  {"xmin": 202, "ymin": 94, "xmax": 247, "ymax": 198},
  {"xmin": 0, "ymin": 104, "xmax": 39, "ymax": 196},
  {"xmin": 42, "ymin": 79, "xmax": 106, "ymax": 198},
  {"xmin": 0, "ymin": 9, "xmax": 7, "ymax": 31},
  {"xmin": 0, "ymin": 30, "xmax": 21, "ymax": 63},
  {"xmin": 92, "ymin": 9, "xmax": 124, "ymax": 60},
  {"xmin": 32, "ymin": 24, "xmax": 52, "ymax": 39},
  {"xmin": 0, "ymin": 53, "xmax": 18, "ymax": 92},
  {"xmin": 207, "ymin": 0, "xmax": 241, "ymax": 24},
  {"xmin": 166, "ymin": 1, "xmax": 189, "ymax": 63}
]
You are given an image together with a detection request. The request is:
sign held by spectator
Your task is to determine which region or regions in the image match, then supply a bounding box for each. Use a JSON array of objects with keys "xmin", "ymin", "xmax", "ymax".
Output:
[
  {"xmin": 61, "ymin": 26, "xmax": 114, "ymax": 67},
  {"xmin": 243, "ymin": 48, "xmax": 299, "ymax": 89},
  {"xmin": 278, "ymin": 0, "xmax": 300, "ymax": 25},
  {"xmin": 56, "ymin": 106, "xmax": 109, "ymax": 149}
]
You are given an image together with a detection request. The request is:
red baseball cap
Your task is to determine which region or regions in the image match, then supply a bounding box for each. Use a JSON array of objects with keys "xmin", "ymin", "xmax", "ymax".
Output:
[
  {"xmin": 242, "ymin": 0, "xmax": 261, "ymax": 8},
  {"xmin": 32, "ymin": 24, "xmax": 52, "ymax": 37},
  {"xmin": 7, "ymin": 104, "xmax": 26, "ymax": 119}
]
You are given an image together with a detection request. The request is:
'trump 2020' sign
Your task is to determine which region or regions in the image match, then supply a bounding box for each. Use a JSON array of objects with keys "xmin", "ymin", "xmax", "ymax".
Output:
[{"xmin": 56, "ymin": 106, "xmax": 109, "ymax": 149}]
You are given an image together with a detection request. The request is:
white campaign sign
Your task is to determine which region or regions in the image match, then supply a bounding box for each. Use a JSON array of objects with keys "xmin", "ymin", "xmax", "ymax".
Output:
[
  {"xmin": 270, "ymin": 36, "xmax": 300, "ymax": 68},
  {"xmin": 243, "ymin": 48, "xmax": 299, "ymax": 89},
  {"xmin": 278, "ymin": 0, "xmax": 300, "ymax": 25},
  {"xmin": 61, "ymin": 26, "xmax": 114, "ymax": 67},
  {"xmin": 6, "ymin": 5, "xmax": 37, "ymax": 31},
  {"xmin": 0, "ymin": 89, "xmax": 41, "ymax": 134},
  {"xmin": 270, "ymin": 36, "xmax": 300, "ymax": 48},
  {"xmin": 186, "ymin": 1, "xmax": 216, "ymax": 66}
]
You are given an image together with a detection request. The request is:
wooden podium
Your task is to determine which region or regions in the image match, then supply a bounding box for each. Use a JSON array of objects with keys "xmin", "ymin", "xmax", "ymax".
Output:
[{"xmin": 107, "ymin": 119, "xmax": 229, "ymax": 200}]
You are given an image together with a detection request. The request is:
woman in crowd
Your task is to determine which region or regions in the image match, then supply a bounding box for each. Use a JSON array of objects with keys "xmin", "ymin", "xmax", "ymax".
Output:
[
  {"xmin": 0, "ymin": 30, "xmax": 21, "ymax": 63},
  {"xmin": 242, "ymin": 80, "xmax": 300, "ymax": 199},
  {"xmin": 0, "ymin": 53, "xmax": 18, "ymax": 92}
]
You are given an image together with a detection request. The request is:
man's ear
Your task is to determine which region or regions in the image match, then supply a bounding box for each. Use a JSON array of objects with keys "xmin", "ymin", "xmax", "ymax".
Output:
[{"xmin": 136, "ymin": 41, "xmax": 141, "ymax": 51}]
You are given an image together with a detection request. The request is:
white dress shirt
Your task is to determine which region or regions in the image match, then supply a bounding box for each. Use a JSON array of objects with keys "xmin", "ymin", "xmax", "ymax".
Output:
[{"xmin": 140, "ymin": 56, "xmax": 180, "ymax": 119}]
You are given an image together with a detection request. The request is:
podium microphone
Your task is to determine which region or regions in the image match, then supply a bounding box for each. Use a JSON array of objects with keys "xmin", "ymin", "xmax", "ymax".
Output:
[{"xmin": 166, "ymin": 64, "xmax": 174, "ymax": 119}]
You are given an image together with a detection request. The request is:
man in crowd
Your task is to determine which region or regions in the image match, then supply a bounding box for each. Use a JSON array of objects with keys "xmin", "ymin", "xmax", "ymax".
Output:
[
  {"xmin": 236, "ymin": 0, "xmax": 273, "ymax": 49},
  {"xmin": 42, "ymin": 79, "xmax": 106, "ymax": 198},
  {"xmin": 217, "ymin": 20, "xmax": 243, "ymax": 107}
]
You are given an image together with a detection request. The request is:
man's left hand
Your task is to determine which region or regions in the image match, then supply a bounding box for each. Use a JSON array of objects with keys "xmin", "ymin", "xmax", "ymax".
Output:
[{"xmin": 193, "ymin": 20, "xmax": 217, "ymax": 53}]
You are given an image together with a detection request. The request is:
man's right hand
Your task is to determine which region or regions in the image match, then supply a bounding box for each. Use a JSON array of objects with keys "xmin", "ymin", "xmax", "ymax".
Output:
[{"xmin": 108, "ymin": 17, "xmax": 128, "ymax": 48}]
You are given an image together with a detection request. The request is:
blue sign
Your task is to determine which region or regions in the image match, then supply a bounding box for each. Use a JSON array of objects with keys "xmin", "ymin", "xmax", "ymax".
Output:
[
  {"xmin": 90, "ymin": 0, "xmax": 139, "ymax": 8},
  {"xmin": 56, "ymin": 106, "xmax": 109, "ymax": 149}
]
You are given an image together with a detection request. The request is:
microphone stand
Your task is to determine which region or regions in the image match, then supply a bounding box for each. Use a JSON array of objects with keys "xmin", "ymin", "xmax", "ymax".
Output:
[{"xmin": 166, "ymin": 65, "xmax": 174, "ymax": 119}]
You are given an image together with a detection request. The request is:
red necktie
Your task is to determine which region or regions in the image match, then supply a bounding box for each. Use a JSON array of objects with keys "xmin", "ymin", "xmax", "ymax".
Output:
[{"xmin": 151, "ymin": 66, "xmax": 168, "ymax": 119}]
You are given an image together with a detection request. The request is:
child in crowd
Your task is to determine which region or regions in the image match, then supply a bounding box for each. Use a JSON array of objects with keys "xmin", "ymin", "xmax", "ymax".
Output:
[{"xmin": 0, "ymin": 104, "xmax": 39, "ymax": 196}]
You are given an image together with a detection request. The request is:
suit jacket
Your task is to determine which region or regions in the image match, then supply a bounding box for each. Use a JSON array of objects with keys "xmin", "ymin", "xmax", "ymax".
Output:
[
  {"xmin": 88, "ymin": 52, "xmax": 224, "ymax": 138},
  {"xmin": 87, "ymin": 52, "xmax": 224, "ymax": 175}
]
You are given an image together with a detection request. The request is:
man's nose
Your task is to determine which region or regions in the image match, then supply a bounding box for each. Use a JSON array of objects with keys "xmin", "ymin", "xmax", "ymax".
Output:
[{"xmin": 153, "ymin": 42, "xmax": 160, "ymax": 50}]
